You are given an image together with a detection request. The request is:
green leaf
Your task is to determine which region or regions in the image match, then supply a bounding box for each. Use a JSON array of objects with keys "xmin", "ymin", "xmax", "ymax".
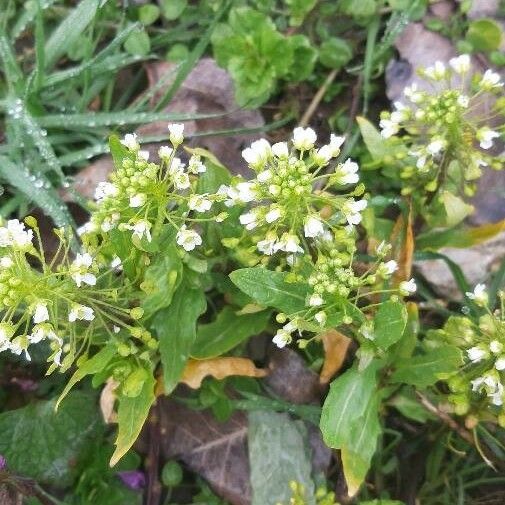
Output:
[
  {"xmin": 230, "ymin": 267, "xmax": 309, "ymax": 314},
  {"xmin": 441, "ymin": 191, "xmax": 474, "ymax": 228},
  {"xmin": 45, "ymin": 0, "xmax": 100, "ymax": 69},
  {"xmin": 341, "ymin": 395, "xmax": 382, "ymax": 496},
  {"xmin": 191, "ymin": 306, "xmax": 271, "ymax": 359},
  {"xmin": 389, "ymin": 388, "xmax": 435, "ymax": 423},
  {"xmin": 320, "ymin": 363, "xmax": 378, "ymax": 448},
  {"xmin": 0, "ymin": 155, "xmax": 74, "ymax": 230},
  {"xmin": 357, "ymin": 116, "xmax": 392, "ymax": 161},
  {"xmin": 391, "ymin": 346, "xmax": 463, "ymax": 388},
  {"xmin": 141, "ymin": 243, "xmax": 183, "ymax": 317},
  {"xmin": 319, "ymin": 37, "xmax": 353, "ymax": 69},
  {"xmin": 0, "ymin": 392, "xmax": 101, "ymax": 485},
  {"xmin": 286, "ymin": 35, "xmax": 317, "ymax": 81},
  {"xmin": 110, "ymin": 370, "xmax": 155, "ymax": 466},
  {"xmin": 373, "ymin": 300, "xmax": 407, "ymax": 350},
  {"xmin": 138, "ymin": 4, "xmax": 160, "ymax": 25},
  {"xmin": 152, "ymin": 277, "xmax": 207, "ymax": 394},
  {"xmin": 124, "ymin": 26, "xmax": 151, "ymax": 56},
  {"xmin": 56, "ymin": 345, "xmax": 117, "ymax": 409},
  {"xmin": 160, "ymin": 0, "xmax": 187, "ymax": 20},
  {"xmin": 466, "ymin": 19, "xmax": 503, "ymax": 52},
  {"xmin": 248, "ymin": 411, "xmax": 315, "ymax": 505}
]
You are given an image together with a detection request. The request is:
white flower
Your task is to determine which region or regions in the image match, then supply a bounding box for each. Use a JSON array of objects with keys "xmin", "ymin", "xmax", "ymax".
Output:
[
  {"xmin": 0, "ymin": 220, "xmax": 34, "ymax": 248},
  {"xmin": 495, "ymin": 357, "xmax": 505, "ymax": 371},
  {"xmin": 129, "ymin": 193, "xmax": 146, "ymax": 208},
  {"xmin": 239, "ymin": 212, "xmax": 258, "ymax": 230},
  {"xmin": 272, "ymin": 329, "xmax": 291, "ymax": 348},
  {"xmin": 28, "ymin": 324, "xmax": 57, "ymax": 344},
  {"xmin": 480, "ymin": 69, "xmax": 503, "ymax": 90},
  {"xmin": 120, "ymin": 133, "xmax": 139, "ymax": 151},
  {"xmin": 304, "ymin": 216, "xmax": 325, "ymax": 238},
  {"xmin": 173, "ymin": 171, "xmax": 190, "ymax": 190},
  {"xmin": 449, "ymin": 54, "xmax": 470, "ymax": 74},
  {"xmin": 275, "ymin": 233, "xmax": 303, "ymax": 254},
  {"xmin": 176, "ymin": 225, "xmax": 202, "ymax": 251},
  {"xmin": 265, "ymin": 206, "xmax": 282, "ymax": 224},
  {"xmin": 314, "ymin": 145, "xmax": 333, "ymax": 165},
  {"xmin": 379, "ymin": 118, "xmax": 399, "ymax": 138},
  {"xmin": 467, "ymin": 346, "xmax": 487, "ymax": 363},
  {"xmin": 292, "ymin": 127, "xmax": 317, "ymax": 150},
  {"xmin": 236, "ymin": 182, "xmax": 256, "ymax": 203},
  {"xmin": 168, "ymin": 157, "xmax": 185, "ymax": 175},
  {"xmin": 70, "ymin": 253, "xmax": 96, "ymax": 287},
  {"xmin": 490, "ymin": 340, "xmax": 503, "ymax": 354},
  {"xmin": 390, "ymin": 101, "xmax": 410, "ymax": 123},
  {"xmin": 9, "ymin": 336, "xmax": 31, "ymax": 361},
  {"xmin": 77, "ymin": 221, "xmax": 97, "ymax": 236},
  {"xmin": 110, "ymin": 256, "xmax": 122, "ymax": 270},
  {"xmin": 68, "ymin": 304, "xmax": 95, "ymax": 322},
  {"xmin": 404, "ymin": 83, "xmax": 423, "ymax": 103},
  {"xmin": 127, "ymin": 220, "xmax": 152, "ymax": 242},
  {"xmin": 189, "ymin": 194, "xmax": 212, "ymax": 213},
  {"xmin": 113, "ymin": 325, "xmax": 121, "ymax": 334},
  {"xmin": 309, "ymin": 293, "xmax": 323, "ymax": 307},
  {"xmin": 138, "ymin": 150, "xmax": 149, "ymax": 161},
  {"xmin": 375, "ymin": 241, "xmax": 391, "ymax": 257},
  {"xmin": 0, "ymin": 323, "xmax": 14, "ymax": 351},
  {"xmin": 168, "ymin": 123, "xmax": 184, "ymax": 144},
  {"xmin": 328, "ymin": 134, "xmax": 345, "ymax": 156},
  {"xmin": 427, "ymin": 139, "xmax": 445, "ymax": 155},
  {"xmin": 33, "ymin": 302, "xmax": 49, "ymax": 324},
  {"xmin": 257, "ymin": 169, "xmax": 273, "ymax": 183},
  {"xmin": 342, "ymin": 199, "xmax": 367, "ymax": 226},
  {"xmin": 399, "ymin": 278, "xmax": 417, "ymax": 295},
  {"xmin": 188, "ymin": 155, "xmax": 206, "ymax": 174},
  {"xmin": 457, "ymin": 94, "xmax": 469, "ymax": 108},
  {"xmin": 0, "ymin": 256, "xmax": 13, "ymax": 268},
  {"xmin": 94, "ymin": 182, "xmax": 118, "ymax": 202},
  {"xmin": 379, "ymin": 260, "xmax": 398, "ymax": 277},
  {"xmin": 424, "ymin": 61, "xmax": 446, "ymax": 80},
  {"xmin": 257, "ymin": 233, "xmax": 277, "ymax": 255},
  {"xmin": 476, "ymin": 128, "xmax": 500, "ymax": 150},
  {"xmin": 242, "ymin": 139, "xmax": 271, "ymax": 167},
  {"xmin": 314, "ymin": 311, "xmax": 327, "ymax": 326},
  {"xmin": 334, "ymin": 158, "xmax": 359, "ymax": 184},
  {"xmin": 466, "ymin": 283, "xmax": 488, "ymax": 306},
  {"xmin": 158, "ymin": 145, "xmax": 173, "ymax": 160},
  {"xmin": 272, "ymin": 142, "xmax": 289, "ymax": 158}
]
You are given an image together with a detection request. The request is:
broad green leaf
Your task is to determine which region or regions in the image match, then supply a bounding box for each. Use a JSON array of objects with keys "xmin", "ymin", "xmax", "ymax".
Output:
[
  {"xmin": 45, "ymin": 0, "xmax": 100, "ymax": 69},
  {"xmin": 152, "ymin": 277, "xmax": 207, "ymax": 394},
  {"xmin": 441, "ymin": 191, "xmax": 474, "ymax": 228},
  {"xmin": 341, "ymin": 395, "xmax": 381, "ymax": 496},
  {"xmin": 391, "ymin": 346, "xmax": 462, "ymax": 388},
  {"xmin": 230, "ymin": 267, "xmax": 309, "ymax": 314},
  {"xmin": 319, "ymin": 37, "xmax": 353, "ymax": 69},
  {"xmin": 0, "ymin": 392, "xmax": 101, "ymax": 485},
  {"xmin": 287, "ymin": 35, "xmax": 317, "ymax": 81},
  {"xmin": 389, "ymin": 388, "xmax": 435, "ymax": 423},
  {"xmin": 141, "ymin": 244, "xmax": 182, "ymax": 317},
  {"xmin": 191, "ymin": 306, "xmax": 271, "ymax": 359},
  {"xmin": 248, "ymin": 411, "xmax": 315, "ymax": 505},
  {"xmin": 357, "ymin": 116, "xmax": 391, "ymax": 162},
  {"xmin": 466, "ymin": 19, "xmax": 503, "ymax": 52},
  {"xmin": 390, "ymin": 301, "xmax": 419, "ymax": 360},
  {"xmin": 124, "ymin": 27, "xmax": 151, "ymax": 56},
  {"xmin": 110, "ymin": 371, "xmax": 155, "ymax": 466},
  {"xmin": 320, "ymin": 363, "xmax": 378, "ymax": 448},
  {"xmin": 374, "ymin": 300, "xmax": 407, "ymax": 350},
  {"xmin": 160, "ymin": 0, "xmax": 187, "ymax": 20},
  {"xmin": 56, "ymin": 345, "xmax": 117, "ymax": 409}
]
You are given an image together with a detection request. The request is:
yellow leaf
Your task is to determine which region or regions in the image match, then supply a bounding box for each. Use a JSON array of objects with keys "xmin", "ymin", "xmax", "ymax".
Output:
[
  {"xmin": 181, "ymin": 357, "xmax": 267, "ymax": 389},
  {"xmin": 100, "ymin": 378, "xmax": 119, "ymax": 424},
  {"xmin": 319, "ymin": 329, "xmax": 352, "ymax": 384}
]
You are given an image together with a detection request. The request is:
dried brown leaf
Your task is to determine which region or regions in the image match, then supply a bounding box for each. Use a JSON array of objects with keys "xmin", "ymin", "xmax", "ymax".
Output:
[
  {"xmin": 391, "ymin": 206, "xmax": 414, "ymax": 286},
  {"xmin": 181, "ymin": 358, "xmax": 267, "ymax": 389},
  {"xmin": 319, "ymin": 330, "xmax": 352, "ymax": 385},
  {"xmin": 99, "ymin": 378, "xmax": 119, "ymax": 424}
]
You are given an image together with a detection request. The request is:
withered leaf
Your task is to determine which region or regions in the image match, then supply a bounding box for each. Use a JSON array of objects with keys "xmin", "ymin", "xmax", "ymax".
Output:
[
  {"xmin": 319, "ymin": 330, "xmax": 352, "ymax": 385},
  {"xmin": 158, "ymin": 398, "xmax": 251, "ymax": 505}
]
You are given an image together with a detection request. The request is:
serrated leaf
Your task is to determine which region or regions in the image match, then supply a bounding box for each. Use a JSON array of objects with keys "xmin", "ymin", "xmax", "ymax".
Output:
[
  {"xmin": 248, "ymin": 410, "xmax": 315, "ymax": 505},
  {"xmin": 374, "ymin": 300, "xmax": 407, "ymax": 350},
  {"xmin": 191, "ymin": 306, "xmax": 271, "ymax": 359},
  {"xmin": 0, "ymin": 392, "xmax": 101, "ymax": 485},
  {"xmin": 152, "ymin": 277, "xmax": 207, "ymax": 394},
  {"xmin": 230, "ymin": 267, "xmax": 309, "ymax": 314},
  {"xmin": 320, "ymin": 363, "xmax": 378, "ymax": 448},
  {"xmin": 110, "ymin": 370, "xmax": 155, "ymax": 466},
  {"xmin": 391, "ymin": 346, "xmax": 463, "ymax": 388}
]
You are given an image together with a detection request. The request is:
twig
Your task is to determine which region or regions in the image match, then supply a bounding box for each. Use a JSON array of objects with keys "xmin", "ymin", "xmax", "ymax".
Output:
[
  {"xmin": 145, "ymin": 403, "xmax": 162, "ymax": 505},
  {"xmin": 299, "ymin": 69, "xmax": 338, "ymax": 127}
]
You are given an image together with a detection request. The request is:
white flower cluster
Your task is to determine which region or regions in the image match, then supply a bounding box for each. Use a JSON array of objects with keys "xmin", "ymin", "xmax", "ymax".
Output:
[
  {"xmin": 378, "ymin": 55, "xmax": 503, "ymax": 193},
  {"xmin": 0, "ymin": 219, "xmax": 34, "ymax": 250},
  {"xmin": 80, "ymin": 124, "xmax": 216, "ymax": 253},
  {"xmin": 220, "ymin": 127, "xmax": 366, "ymax": 257}
]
